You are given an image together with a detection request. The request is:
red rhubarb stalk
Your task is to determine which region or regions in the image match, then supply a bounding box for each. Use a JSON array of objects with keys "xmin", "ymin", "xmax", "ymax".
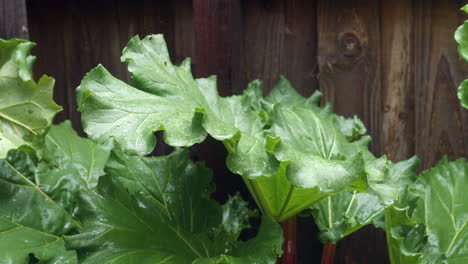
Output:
[
  {"xmin": 277, "ymin": 216, "xmax": 297, "ymax": 264},
  {"xmin": 321, "ymin": 242, "xmax": 336, "ymax": 264}
]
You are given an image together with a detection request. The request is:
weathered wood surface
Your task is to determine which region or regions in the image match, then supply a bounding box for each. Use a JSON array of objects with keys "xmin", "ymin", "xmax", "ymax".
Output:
[
  {"xmin": 414, "ymin": 0, "xmax": 468, "ymax": 169},
  {"xmin": 0, "ymin": 0, "xmax": 29, "ymax": 39},
  {"xmin": 194, "ymin": 0, "xmax": 241, "ymax": 94},
  {"xmin": 381, "ymin": 0, "xmax": 415, "ymax": 162},
  {"xmin": 2, "ymin": 0, "xmax": 464, "ymax": 262}
]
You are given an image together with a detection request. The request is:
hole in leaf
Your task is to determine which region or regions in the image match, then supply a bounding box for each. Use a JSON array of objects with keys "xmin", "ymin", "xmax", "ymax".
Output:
[{"xmin": 28, "ymin": 253, "xmax": 40, "ymax": 264}]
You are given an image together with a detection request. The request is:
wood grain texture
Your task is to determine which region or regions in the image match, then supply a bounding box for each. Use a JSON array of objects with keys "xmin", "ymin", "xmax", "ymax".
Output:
[
  {"xmin": 242, "ymin": 0, "xmax": 318, "ymax": 92},
  {"xmin": 194, "ymin": 0, "xmax": 241, "ymax": 94},
  {"xmin": 0, "ymin": 0, "xmax": 29, "ymax": 39},
  {"xmin": 317, "ymin": 1, "xmax": 387, "ymax": 263},
  {"xmin": 283, "ymin": 0, "xmax": 318, "ymax": 94},
  {"xmin": 380, "ymin": 0, "xmax": 415, "ymax": 161},
  {"xmin": 26, "ymin": 1, "xmax": 68, "ymax": 122},
  {"xmin": 242, "ymin": 0, "xmax": 285, "ymax": 92},
  {"xmin": 414, "ymin": 0, "xmax": 468, "ymax": 169}
]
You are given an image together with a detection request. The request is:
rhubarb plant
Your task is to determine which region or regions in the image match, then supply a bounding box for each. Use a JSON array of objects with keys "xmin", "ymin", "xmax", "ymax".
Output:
[
  {"xmin": 0, "ymin": 38, "xmax": 283, "ymax": 264},
  {"xmin": 77, "ymin": 35, "xmax": 405, "ymax": 223}
]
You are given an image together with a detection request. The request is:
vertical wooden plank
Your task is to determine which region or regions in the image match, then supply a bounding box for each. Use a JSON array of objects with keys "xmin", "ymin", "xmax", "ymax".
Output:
[
  {"xmin": 242, "ymin": 0, "xmax": 318, "ymax": 93},
  {"xmin": 27, "ymin": 0, "xmax": 68, "ymax": 122},
  {"xmin": 0, "ymin": 0, "xmax": 29, "ymax": 39},
  {"xmin": 242, "ymin": 0, "xmax": 284, "ymax": 92},
  {"xmin": 414, "ymin": 0, "xmax": 468, "ymax": 169},
  {"xmin": 173, "ymin": 0, "xmax": 194, "ymax": 65},
  {"xmin": 193, "ymin": 0, "xmax": 241, "ymax": 94},
  {"xmin": 380, "ymin": 0, "xmax": 415, "ymax": 162},
  {"xmin": 192, "ymin": 0, "xmax": 246, "ymax": 204},
  {"xmin": 283, "ymin": 0, "xmax": 318, "ymax": 94},
  {"xmin": 317, "ymin": 1, "xmax": 387, "ymax": 264}
]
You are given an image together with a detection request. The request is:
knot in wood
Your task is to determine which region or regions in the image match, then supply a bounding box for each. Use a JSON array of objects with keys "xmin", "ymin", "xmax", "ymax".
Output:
[{"xmin": 339, "ymin": 32, "xmax": 361, "ymax": 57}]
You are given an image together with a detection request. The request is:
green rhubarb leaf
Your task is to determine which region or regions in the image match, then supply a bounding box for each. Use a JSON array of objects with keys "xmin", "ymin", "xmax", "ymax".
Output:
[
  {"xmin": 311, "ymin": 156, "xmax": 419, "ymax": 243},
  {"xmin": 193, "ymin": 217, "xmax": 283, "ymax": 264},
  {"xmin": 77, "ymin": 35, "xmax": 278, "ymax": 178},
  {"xmin": 265, "ymin": 79, "xmax": 372, "ymax": 192},
  {"xmin": 455, "ymin": 13, "xmax": 468, "ymax": 108},
  {"xmin": 366, "ymin": 156, "xmax": 420, "ymax": 206},
  {"xmin": 0, "ymin": 38, "xmax": 62, "ymax": 158},
  {"xmin": 311, "ymin": 191, "xmax": 384, "ymax": 243},
  {"xmin": 219, "ymin": 193, "xmax": 254, "ymax": 240},
  {"xmin": 37, "ymin": 121, "xmax": 112, "ymax": 216},
  {"xmin": 410, "ymin": 157, "xmax": 468, "ymax": 264},
  {"xmin": 455, "ymin": 20, "xmax": 468, "ymax": 62},
  {"xmin": 386, "ymin": 158, "xmax": 468, "ymax": 264},
  {"xmin": 243, "ymin": 161, "xmax": 326, "ymax": 221},
  {"xmin": 0, "ymin": 150, "xmax": 77, "ymax": 264},
  {"xmin": 41, "ymin": 121, "xmax": 112, "ymax": 188},
  {"xmin": 384, "ymin": 206, "xmax": 423, "ymax": 264},
  {"xmin": 104, "ymin": 147, "xmax": 221, "ymax": 230},
  {"xmin": 458, "ymin": 79, "xmax": 468, "ymax": 109},
  {"xmin": 462, "ymin": 4, "xmax": 468, "ymax": 14},
  {"xmin": 266, "ymin": 103, "xmax": 367, "ymax": 190},
  {"xmin": 67, "ymin": 149, "xmax": 283, "ymax": 264}
]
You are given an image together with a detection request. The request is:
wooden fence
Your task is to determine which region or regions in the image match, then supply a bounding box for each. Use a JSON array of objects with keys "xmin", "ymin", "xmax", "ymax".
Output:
[{"xmin": 2, "ymin": 0, "xmax": 467, "ymax": 263}]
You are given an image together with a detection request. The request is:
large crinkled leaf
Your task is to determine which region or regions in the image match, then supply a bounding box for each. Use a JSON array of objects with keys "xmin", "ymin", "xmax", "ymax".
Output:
[
  {"xmin": 0, "ymin": 217, "xmax": 77, "ymax": 264},
  {"xmin": 266, "ymin": 103, "xmax": 367, "ymax": 190},
  {"xmin": 0, "ymin": 38, "xmax": 62, "ymax": 158},
  {"xmin": 409, "ymin": 157, "xmax": 468, "ymax": 264},
  {"xmin": 104, "ymin": 147, "xmax": 221, "ymax": 230},
  {"xmin": 37, "ymin": 121, "xmax": 112, "ymax": 217},
  {"xmin": 365, "ymin": 156, "xmax": 420, "ymax": 206},
  {"xmin": 384, "ymin": 206, "xmax": 424, "ymax": 264},
  {"xmin": 67, "ymin": 148, "xmax": 283, "ymax": 264},
  {"xmin": 77, "ymin": 34, "xmax": 278, "ymax": 178},
  {"xmin": 0, "ymin": 122, "xmax": 112, "ymax": 263},
  {"xmin": 386, "ymin": 158, "xmax": 468, "ymax": 264},
  {"xmin": 311, "ymin": 191, "xmax": 384, "ymax": 243},
  {"xmin": 310, "ymin": 156, "xmax": 419, "ymax": 243},
  {"xmin": 40, "ymin": 121, "xmax": 112, "ymax": 188},
  {"xmin": 0, "ymin": 150, "xmax": 77, "ymax": 263}
]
